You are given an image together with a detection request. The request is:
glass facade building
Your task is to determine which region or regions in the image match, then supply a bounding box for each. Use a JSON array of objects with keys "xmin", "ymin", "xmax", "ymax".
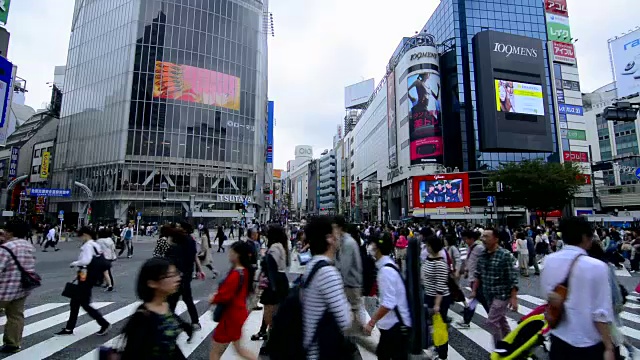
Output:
[
  {"xmin": 52, "ymin": 0, "xmax": 269, "ymax": 225},
  {"xmin": 423, "ymin": 0, "xmax": 559, "ymax": 172}
]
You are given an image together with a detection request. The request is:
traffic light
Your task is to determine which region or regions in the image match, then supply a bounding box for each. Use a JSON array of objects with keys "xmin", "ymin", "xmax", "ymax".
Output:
[
  {"xmin": 237, "ymin": 203, "xmax": 246, "ymax": 216},
  {"xmin": 603, "ymin": 101, "xmax": 638, "ymax": 122}
]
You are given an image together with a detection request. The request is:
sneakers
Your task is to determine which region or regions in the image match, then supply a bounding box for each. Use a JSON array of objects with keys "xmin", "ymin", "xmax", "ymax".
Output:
[
  {"xmin": 454, "ymin": 321, "xmax": 471, "ymax": 329},
  {"xmin": 192, "ymin": 323, "xmax": 202, "ymax": 331},
  {"xmin": 0, "ymin": 345, "xmax": 20, "ymax": 353},
  {"xmin": 97, "ymin": 324, "xmax": 111, "ymax": 336},
  {"xmin": 55, "ymin": 328, "xmax": 73, "ymax": 336},
  {"xmin": 105, "ymin": 286, "xmax": 114, "ymax": 292}
]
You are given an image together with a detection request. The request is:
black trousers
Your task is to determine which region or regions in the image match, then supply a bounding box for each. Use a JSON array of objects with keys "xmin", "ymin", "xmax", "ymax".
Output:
[
  {"xmin": 376, "ymin": 323, "xmax": 409, "ymax": 360},
  {"xmin": 549, "ymin": 335, "xmax": 608, "ymax": 360},
  {"xmin": 167, "ymin": 277, "xmax": 199, "ymax": 324},
  {"xmin": 65, "ymin": 287, "xmax": 109, "ymax": 330}
]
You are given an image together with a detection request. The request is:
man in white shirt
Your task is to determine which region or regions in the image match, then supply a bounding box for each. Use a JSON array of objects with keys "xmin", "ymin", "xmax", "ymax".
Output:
[
  {"xmin": 364, "ymin": 233, "xmax": 412, "ymax": 360},
  {"xmin": 540, "ymin": 217, "xmax": 615, "ymax": 360},
  {"xmin": 42, "ymin": 226, "xmax": 59, "ymax": 252}
]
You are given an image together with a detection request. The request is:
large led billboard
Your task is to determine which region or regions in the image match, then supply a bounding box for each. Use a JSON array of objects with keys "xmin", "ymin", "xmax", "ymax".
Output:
[
  {"xmin": 609, "ymin": 28, "xmax": 640, "ymax": 98},
  {"xmin": 153, "ymin": 61, "xmax": 241, "ymax": 111},
  {"xmin": 387, "ymin": 71, "xmax": 398, "ymax": 168},
  {"xmin": 495, "ymin": 80, "xmax": 544, "ymax": 116},
  {"xmin": 412, "ymin": 173, "xmax": 470, "ymax": 209},
  {"xmin": 345, "ymin": 79, "xmax": 375, "ymax": 109},
  {"xmin": 405, "ymin": 46, "xmax": 442, "ymax": 165},
  {"xmin": 472, "ymin": 31, "xmax": 553, "ymax": 152}
]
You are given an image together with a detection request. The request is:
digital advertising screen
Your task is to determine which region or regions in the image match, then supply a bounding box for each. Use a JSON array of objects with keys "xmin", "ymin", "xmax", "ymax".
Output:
[
  {"xmin": 407, "ymin": 71, "xmax": 442, "ymax": 164},
  {"xmin": 412, "ymin": 173, "xmax": 470, "ymax": 209},
  {"xmin": 609, "ymin": 28, "xmax": 640, "ymax": 98},
  {"xmin": 495, "ymin": 79, "xmax": 544, "ymax": 116},
  {"xmin": 153, "ymin": 61, "xmax": 241, "ymax": 111}
]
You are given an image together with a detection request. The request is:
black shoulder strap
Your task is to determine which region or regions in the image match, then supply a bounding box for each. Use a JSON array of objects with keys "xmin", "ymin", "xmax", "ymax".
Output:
[
  {"xmin": 382, "ymin": 263, "xmax": 408, "ymax": 327},
  {"xmin": 302, "ymin": 260, "xmax": 330, "ymax": 288},
  {"xmin": 234, "ymin": 269, "xmax": 245, "ymax": 295},
  {"xmin": 0, "ymin": 245, "xmax": 27, "ymax": 275}
]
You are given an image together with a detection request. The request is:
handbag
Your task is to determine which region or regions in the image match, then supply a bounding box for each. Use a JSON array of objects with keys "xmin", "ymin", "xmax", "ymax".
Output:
[
  {"xmin": 212, "ymin": 269, "xmax": 244, "ymax": 322},
  {"xmin": 432, "ymin": 313, "xmax": 449, "ymax": 347},
  {"xmin": 62, "ymin": 279, "xmax": 81, "ymax": 299},
  {"xmin": 545, "ymin": 254, "xmax": 583, "ymax": 329},
  {"xmin": 0, "ymin": 245, "xmax": 41, "ymax": 292}
]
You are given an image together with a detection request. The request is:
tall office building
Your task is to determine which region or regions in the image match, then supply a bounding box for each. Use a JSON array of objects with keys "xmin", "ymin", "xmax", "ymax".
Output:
[
  {"xmin": 422, "ymin": 0, "xmax": 558, "ymax": 172},
  {"xmin": 52, "ymin": 0, "xmax": 270, "ymax": 224},
  {"xmin": 318, "ymin": 149, "xmax": 336, "ymax": 214}
]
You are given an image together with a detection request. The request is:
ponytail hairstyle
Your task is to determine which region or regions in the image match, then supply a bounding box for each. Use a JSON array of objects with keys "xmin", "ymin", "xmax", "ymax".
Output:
[{"xmin": 230, "ymin": 241, "xmax": 255, "ymax": 294}]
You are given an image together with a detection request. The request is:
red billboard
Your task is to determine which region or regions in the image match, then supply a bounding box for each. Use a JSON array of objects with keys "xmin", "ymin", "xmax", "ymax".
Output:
[
  {"xmin": 545, "ymin": 0, "xmax": 568, "ymax": 16},
  {"xmin": 552, "ymin": 41, "xmax": 576, "ymax": 65},
  {"xmin": 413, "ymin": 173, "xmax": 470, "ymax": 209},
  {"xmin": 577, "ymin": 174, "xmax": 592, "ymax": 185},
  {"xmin": 563, "ymin": 151, "xmax": 588, "ymax": 163},
  {"xmin": 350, "ymin": 183, "xmax": 356, "ymax": 208}
]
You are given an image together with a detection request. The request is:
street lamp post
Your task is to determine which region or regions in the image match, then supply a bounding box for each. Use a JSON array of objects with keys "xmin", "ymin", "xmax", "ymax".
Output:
[{"xmin": 160, "ymin": 181, "xmax": 168, "ymax": 225}]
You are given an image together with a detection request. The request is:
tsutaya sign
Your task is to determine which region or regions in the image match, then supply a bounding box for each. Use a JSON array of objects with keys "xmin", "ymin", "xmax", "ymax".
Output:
[{"xmin": 216, "ymin": 194, "xmax": 253, "ymax": 203}]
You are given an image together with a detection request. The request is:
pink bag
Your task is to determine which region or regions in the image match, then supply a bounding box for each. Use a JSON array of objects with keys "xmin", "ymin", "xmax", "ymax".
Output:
[{"xmin": 634, "ymin": 282, "xmax": 640, "ymax": 294}]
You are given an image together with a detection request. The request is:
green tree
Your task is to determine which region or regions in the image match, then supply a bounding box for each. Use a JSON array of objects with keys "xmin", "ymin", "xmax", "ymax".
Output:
[{"xmin": 491, "ymin": 160, "xmax": 584, "ymax": 220}]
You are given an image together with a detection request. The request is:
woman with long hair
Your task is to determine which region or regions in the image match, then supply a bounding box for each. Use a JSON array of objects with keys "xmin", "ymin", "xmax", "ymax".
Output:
[
  {"xmin": 96, "ymin": 227, "xmax": 116, "ymax": 292},
  {"xmin": 251, "ymin": 225, "xmax": 290, "ymax": 344},
  {"xmin": 209, "ymin": 241, "xmax": 257, "ymax": 360},
  {"xmin": 119, "ymin": 258, "xmax": 192, "ymax": 359},
  {"xmin": 199, "ymin": 227, "xmax": 217, "ymax": 279}
]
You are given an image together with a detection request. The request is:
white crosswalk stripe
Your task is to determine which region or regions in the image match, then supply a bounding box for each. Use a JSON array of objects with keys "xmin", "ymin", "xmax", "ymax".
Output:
[{"xmin": 0, "ymin": 289, "xmax": 639, "ymax": 358}]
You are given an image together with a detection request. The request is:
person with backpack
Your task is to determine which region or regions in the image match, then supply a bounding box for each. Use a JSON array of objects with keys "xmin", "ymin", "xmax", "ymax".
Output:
[
  {"xmin": 303, "ymin": 216, "xmax": 352, "ymax": 360},
  {"xmin": 55, "ymin": 227, "xmax": 110, "ymax": 336},
  {"xmin": 119, "ymin": 224, "xmax": 134, "ymax": 258},
  {"xmin": 364, "ymin": 232, "xmax": 412, "ymax": 360}
]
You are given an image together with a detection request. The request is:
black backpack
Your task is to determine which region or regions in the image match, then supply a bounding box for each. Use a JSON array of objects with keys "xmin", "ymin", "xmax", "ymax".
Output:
[
  {"xmin": 267, "ymin": 260, "xmax": 343, "ymax": 360},
  {"xmin": 360, "ymin": 243, "xmax": 377, "ymax": 296}
]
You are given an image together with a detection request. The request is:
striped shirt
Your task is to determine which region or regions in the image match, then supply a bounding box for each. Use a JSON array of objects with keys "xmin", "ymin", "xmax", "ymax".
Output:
[
  {"xmin": 421, "ymin": 257, "xmax": 450, "ymax": 297},
  {"xmin": 302, "ymin": 255, "xmax": 352, "ymax": 360}
]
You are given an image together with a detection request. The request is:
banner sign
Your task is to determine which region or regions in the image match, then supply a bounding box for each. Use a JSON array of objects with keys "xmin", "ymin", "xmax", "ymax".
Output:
[
  {"xmin": 8, "ymin": 146, "xmax": 17, "ymax": 178},
  {"xmin": 558, "ymin": 103, "xmax": 583, "ymax": 116},
  {"xmin": 552, "ymin": 41, "xmax": 576, "ymax": 65},
  {"xmin": 28, "ymin": 188, "xmax": 71, "ymax": 197},
  {"xmin": 563, "ymin": 150, "xmax": 588, "ymax": 163},
  {"xmin": 546, "ymin": 14, "xmax": 571, "ymax": 43},
  {"xmin": 565, "ymin": 128, "xmax": 587, "ymax": 140},
  {"xmin": 562, "ymin": 79, "xmax": 580, "ymax": 92},
  {"xmin": 40, "ymin": 151, "xmax": 50, "ymax": 179},
  {"xmin": 545, "ymin": 0, "xmax": 568, "ymax": 16}
]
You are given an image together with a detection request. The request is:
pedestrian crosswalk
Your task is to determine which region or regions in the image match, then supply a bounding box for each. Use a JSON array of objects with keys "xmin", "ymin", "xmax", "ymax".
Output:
[
  {"xmin": 2, "ymin": 291, "xmax": 640, "ymax": 359},
  {"xmin": 458, "ymin": 247, "xmax": 633, "ymax": 277}
]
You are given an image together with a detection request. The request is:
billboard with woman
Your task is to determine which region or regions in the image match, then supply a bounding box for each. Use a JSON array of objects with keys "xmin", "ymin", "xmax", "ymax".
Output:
[{"xmin": 408, "ymin": 70, "xmax": 442, "ymax": 164}]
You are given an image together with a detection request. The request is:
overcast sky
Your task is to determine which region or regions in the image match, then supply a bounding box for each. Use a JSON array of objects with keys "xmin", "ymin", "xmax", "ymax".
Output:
[{"xmin": 4, "ymin": 0, "xmax": 637, "ymax": 169}]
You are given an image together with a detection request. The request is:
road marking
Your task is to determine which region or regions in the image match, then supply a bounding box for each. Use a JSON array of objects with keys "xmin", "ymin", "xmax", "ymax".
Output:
[
  {"xmin": 1, "ymin": 302, "xmax": 112, "ymax": 339},
  {"xmin": 5, "ymin": 302, "xmax": 142, "ymax": 360},
  {"xmin": 178, "ymin": 309, "xmax": 216, "ymax": 357},
  {"xmin": 0, "ymin": 303, "xmax": 67, "ymax": 326},
  {"xmin": 76, "ymin": 301, "xmax": 197, "ymax": 360}
]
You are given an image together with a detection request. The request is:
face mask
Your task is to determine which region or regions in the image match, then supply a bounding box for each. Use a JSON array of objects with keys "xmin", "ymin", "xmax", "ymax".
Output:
[{"xmin": 367, "ymin": 245, "xmax": 377, "ymax": 257}]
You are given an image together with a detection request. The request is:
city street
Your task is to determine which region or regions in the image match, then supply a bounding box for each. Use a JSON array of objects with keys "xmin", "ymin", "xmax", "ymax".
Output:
[{"xmin": 0, "ymin": 239, "xmax": 637, "ymax": 359}]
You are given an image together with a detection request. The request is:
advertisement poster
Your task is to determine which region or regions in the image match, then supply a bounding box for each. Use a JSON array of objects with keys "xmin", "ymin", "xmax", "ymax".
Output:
[
  {"xmin": 153, "ymin": 61, "xmax": 241, "ymax": 111},
  {"xmin": 350, "ymin": 182, "xmax": 356, "ymax": 208},
  {"xmin": 609, "ymin": 28, "xmax": 640, "ymax": 98},
  {"xmin": 546, "ymin": 14, "xmax": 572, "ymax": 43},
  {"xmin": 556, "ymin": 89, "xmax": 565, "ymax": 103},
  {"xmin": 562, "ymin": 80, "xmax": 580, "ymax": 92},
  {"xmin": 387, "ymin": 71, "xmax": 398, "ymax": 168},
  {"xmin": 40, "ymin": 151, "xmax": 50, "ymax": 179},
  {"xmin": 8, "ymin": 147, "xmax": 17, "ymax": 178},
  {"xmin": 495, "ymin": 80, "xmax": 544, "ymax": 116},
  {"xmin": 552, "ymin": 41, "xmax": 576, "ymax": 65},
  {"xmin": 407, "ymin": 71, "xmax": 442, "ymax": 164},
  {"xmin": 412, "ymin": 173, "xmax": 470, "ymax": 209},
  {"xmin": 267, "ymin": 101, "xmax": 274, "ymax": 163}
]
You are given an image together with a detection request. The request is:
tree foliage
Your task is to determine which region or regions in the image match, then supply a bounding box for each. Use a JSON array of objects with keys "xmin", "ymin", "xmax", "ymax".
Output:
[{"xmin": 491, "ymin": 160, "xmax": 584, "ymax": 215}]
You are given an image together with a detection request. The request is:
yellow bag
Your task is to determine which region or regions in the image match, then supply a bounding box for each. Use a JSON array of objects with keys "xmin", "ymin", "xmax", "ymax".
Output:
[{"xmin": 432, "ymin": 313, "xmax": 449, "ymax": 347}]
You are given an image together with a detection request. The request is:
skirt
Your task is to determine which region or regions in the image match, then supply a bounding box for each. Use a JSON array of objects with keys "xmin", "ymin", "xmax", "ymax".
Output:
[{"xmin": 259, "ymin": 272, "xmax": 289, "ymax": 305}]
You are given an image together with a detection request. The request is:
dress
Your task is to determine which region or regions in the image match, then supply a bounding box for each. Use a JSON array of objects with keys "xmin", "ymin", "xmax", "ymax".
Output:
[{"xmin": 212, "ymin": 268, "xmax": 249, "ymax": 343}]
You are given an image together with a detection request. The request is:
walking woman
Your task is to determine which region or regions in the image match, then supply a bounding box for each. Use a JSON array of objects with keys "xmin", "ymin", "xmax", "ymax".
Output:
[
  {"xmin": 199, "ymin": 227, "xmax": 217, "ymax": 279},
  {"xmin": 215, "ymin": 226, "xmax": 226, "ymax": 253},
  {"xmin": 165, "ymin": 223, "xmax": 205, "ymax": 331},
  {"xmin": 209, "ymin": 241, "xmax": 257, "ymax": 360},
  {"xmin": 153, "ymin": 226, "xmax": 171, "ymax": 258},
  {"xmin": 421, "ymin": 235, "xmax": 451, "ymax": 360},
  {"xmin": 120, "ymin": 258, "xmax": 193, "ymax": 359},
  {"xmin": 251, "ymin": 225, "xmax": 290, "ymax": 344},
  {"xmin": 96, "ymin": 228, "xmax": 116, "ymax": 291},
  {"xmin": 55, "ymin": 227, "xmax": 110, "ymax": 336}
]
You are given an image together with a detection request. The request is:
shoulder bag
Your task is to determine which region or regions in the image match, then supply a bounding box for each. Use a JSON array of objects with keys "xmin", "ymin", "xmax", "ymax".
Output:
[
  {"xmin": 545, "ymin": 254, "xmax": 584, "ymax": 329},
  {"xmin": 0, "ymin": 245, "xmax": 41, "ymax": 292}
]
